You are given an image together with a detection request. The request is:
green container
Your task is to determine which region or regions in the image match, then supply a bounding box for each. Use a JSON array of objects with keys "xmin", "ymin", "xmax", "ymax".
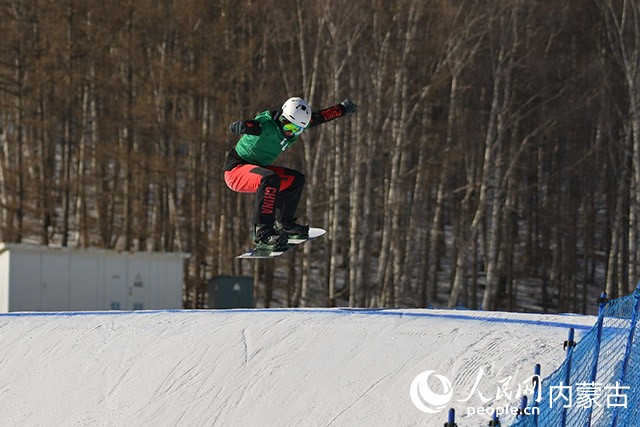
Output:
[{"xmin": 208, "ymin": 275, "xmax": 254, "ymax": 309}]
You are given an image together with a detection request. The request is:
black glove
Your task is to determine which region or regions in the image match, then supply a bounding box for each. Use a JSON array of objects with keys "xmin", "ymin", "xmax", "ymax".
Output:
[
  {"xmin": 340, "ymin": 98, "xmax": 357, "ymax": 116},
  {"xmin": 229, "ymin": 119, "xmax": 261, "ymax": 135},
  {"xmin": 229, "ymin": 121, "xmax": 244, "ymax": 134}
]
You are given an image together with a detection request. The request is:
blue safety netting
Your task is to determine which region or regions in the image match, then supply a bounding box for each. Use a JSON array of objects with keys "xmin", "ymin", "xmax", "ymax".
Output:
[{"xmin": 510, "ymin": 287, "xmax": 640, "ymax": 427}]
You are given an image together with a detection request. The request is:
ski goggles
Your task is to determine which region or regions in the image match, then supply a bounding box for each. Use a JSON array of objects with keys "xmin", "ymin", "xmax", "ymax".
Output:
[{"xmin": 281, "ymin": 119, "xmax": 305, "ymax": 136}]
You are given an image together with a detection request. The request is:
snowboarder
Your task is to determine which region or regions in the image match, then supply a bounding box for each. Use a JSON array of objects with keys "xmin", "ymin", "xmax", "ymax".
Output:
[{"xmin": 225, "ymin": 96, "xmax": 357, "ymax": 249}]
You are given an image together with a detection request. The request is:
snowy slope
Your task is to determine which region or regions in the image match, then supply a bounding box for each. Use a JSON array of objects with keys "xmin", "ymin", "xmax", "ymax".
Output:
[{"xmin": 0, "ymin": 309, "xmax": 596, "ymax": 427}]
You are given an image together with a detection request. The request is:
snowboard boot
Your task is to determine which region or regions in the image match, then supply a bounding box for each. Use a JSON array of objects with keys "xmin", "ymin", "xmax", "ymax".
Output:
[
  {"xmin": 275, "ymin": 219, "xmax": 310, "ymax": 239},
  {"xmin": 251, "ymin": 223, "xmax": 288, "ymax": 250}
]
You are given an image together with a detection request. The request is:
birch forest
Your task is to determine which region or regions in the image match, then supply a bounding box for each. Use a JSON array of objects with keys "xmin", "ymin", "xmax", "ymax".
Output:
[{"xmin": 1, "ymin": 0, "xmax": 639, "ymax": 313}]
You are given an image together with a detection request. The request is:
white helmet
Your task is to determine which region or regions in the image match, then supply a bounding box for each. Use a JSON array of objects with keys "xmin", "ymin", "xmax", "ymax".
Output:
[{"xmin": 280, "ymin": 97, "xmax": 311, "ymax": 129}]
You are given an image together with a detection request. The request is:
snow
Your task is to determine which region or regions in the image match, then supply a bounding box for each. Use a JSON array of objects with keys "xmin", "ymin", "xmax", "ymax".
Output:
[{"xmin": 0, "ymin": 308, "xmax": 597, "ymax": 426}]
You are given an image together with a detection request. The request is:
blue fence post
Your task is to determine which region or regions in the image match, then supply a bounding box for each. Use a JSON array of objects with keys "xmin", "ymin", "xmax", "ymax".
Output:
[
  {"xmin": 532, "ymin": 363, "xmax": 541, "ymax": 424},
  {"xmin": 488, "ymin": 412, "xmax": 501, "ymax": 426},
  {"xmin": 444, "ymin": 408, "xmax": 457, "ymax": 427},
  {"xmin": 561, "ymin": 328, "xmax": 576, "ymax": 427},
  {"xmin": 586, "ymin": 292, "xmax": 609, "ymax": 425},
  {"xmin": 517, "ymin": 396, "xmax": 528, "ymax": 419},
  {"xmin": 610, "ymin": 284, "xmax": 640, "ymax": 427},
  {"xmin": 563, "ymin": 328, "xmax": 576, "ymax": 352},
  {"xmin": 598, "ymin": 291, "xmax": 608, "ymax": 315}
]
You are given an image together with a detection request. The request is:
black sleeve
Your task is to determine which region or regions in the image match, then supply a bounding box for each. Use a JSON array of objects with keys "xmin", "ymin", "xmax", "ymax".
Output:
[
  {"xmin": 308, "ymin": 104, "xmax": 347, "ymax": 129},
  {"xmin": 229, "ymin": 119, "xmax": 262, "ymax": 136}
]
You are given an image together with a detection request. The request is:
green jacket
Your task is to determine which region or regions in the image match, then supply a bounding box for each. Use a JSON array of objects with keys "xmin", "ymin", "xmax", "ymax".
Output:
[{"xmin": 234, "ymin": 110, "xmax": 299, "ymax": 167}]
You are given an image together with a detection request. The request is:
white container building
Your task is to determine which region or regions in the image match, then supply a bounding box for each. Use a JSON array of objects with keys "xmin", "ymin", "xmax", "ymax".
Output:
[{"xmin": 0, "ymin": 243, "xmax": 189, "ymax": 312}]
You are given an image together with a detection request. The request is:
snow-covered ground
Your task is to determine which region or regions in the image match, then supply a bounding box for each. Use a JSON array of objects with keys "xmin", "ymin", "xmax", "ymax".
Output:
[{"xmin": 0, "ymin": 308, "xmax": 597, "ymax": 426}]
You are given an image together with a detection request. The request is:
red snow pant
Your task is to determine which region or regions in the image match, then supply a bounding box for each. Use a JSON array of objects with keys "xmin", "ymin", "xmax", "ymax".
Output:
[{"xmin": 224, "ymin": 163, "xmax": 305, "ymax": 226}]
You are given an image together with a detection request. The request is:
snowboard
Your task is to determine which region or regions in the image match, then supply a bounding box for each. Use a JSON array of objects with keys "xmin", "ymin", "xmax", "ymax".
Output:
[{"xmin": 236, "ymin": 227, "xmax": 326, "ymax": 259}]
